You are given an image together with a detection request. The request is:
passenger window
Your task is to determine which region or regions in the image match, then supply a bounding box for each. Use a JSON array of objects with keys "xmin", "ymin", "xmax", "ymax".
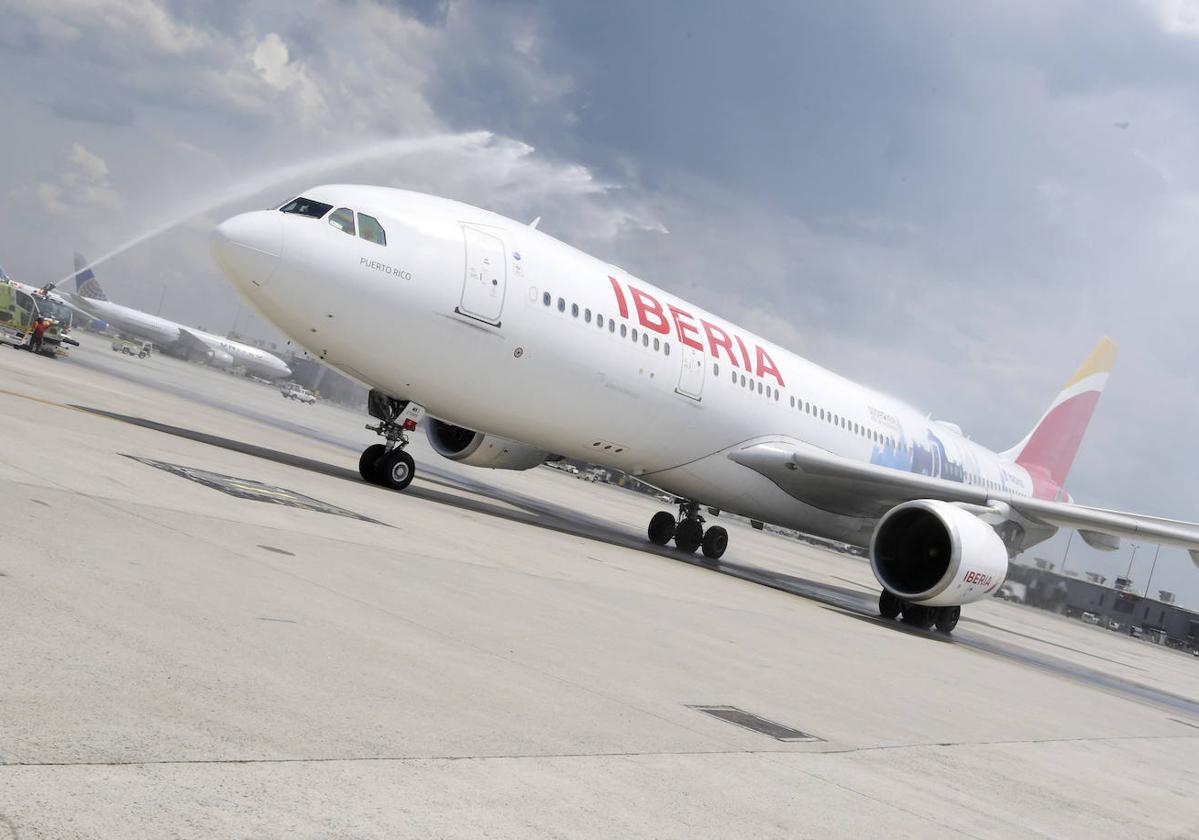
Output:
[
  {"xmin": 597, "ymin": 314, "xmax": 604, "ymax": 328},
  {"xmin": 610, "ymin": 321, "xmax": 616, "ymax": 333},
  {"xmin": 328, "ymin": 207, "xmax": 355, "ymax": 235},
  {"xmin": 643, "ymin": 333, "xmax": 649, "ymax": 347},
  {"xmin": 740, "ymin": 374, "xmax": 746, "ymax": 387},
  {"xmin": 664, "ymin": 343, "xmax": 670, "ymax": 356},
  {"xmin": 357, "ymin": 213, "xmax": 386, "ymax": 245},
  {"xmin": 571, "ymin": 303, "xmax": 579, "ymax": 317},
  {"xmin": 631, "ymin": 328, "xmax": 639, "ymax": 342},
  {"xmin": 279, "ymin": 197, "xmax": 333, "ymax": 218},
  {"xmin": 558, "ymin": 298, "xmax": 566, "ymax": 312},
  {"xmin": 714, "ymin": 363, "xmax": 720, "ymax": 376},
  {"xmin": 620, "ymin": 324, "xmax": 627, "ymax": 337},
  {"xmin": 585, "ymin": 308, "xmax": 592, "ymax": 323},
  {"xmin": 543, "ymin": 292, "xmax": 551, "ymax": 306},
  {"xmin": 654, "ymin": 337, "xmax": 660, "ymax": 351}
]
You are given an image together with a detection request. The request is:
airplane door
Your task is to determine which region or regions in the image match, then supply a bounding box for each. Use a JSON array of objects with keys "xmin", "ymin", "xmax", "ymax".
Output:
[
  {"xmin": 675, "ymin": 343, "xmax": 705, "ymax": 400},
  {"xmin": 458, "ymin": 225, "xmax": 507, "ymax": 326}
]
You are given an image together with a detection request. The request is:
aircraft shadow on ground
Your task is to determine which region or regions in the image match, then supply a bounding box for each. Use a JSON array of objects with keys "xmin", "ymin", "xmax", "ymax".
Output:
[
  {"xmin": 65, "ymin": 405, "xmax": 1199, "ymax": 717},
  {"xmin": 71, "ymin": 404, "xmax": 875, "ymax": 614}
]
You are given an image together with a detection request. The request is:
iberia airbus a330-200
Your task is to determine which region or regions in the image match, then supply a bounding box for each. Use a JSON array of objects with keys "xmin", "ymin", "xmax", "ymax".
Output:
[{"xmin": 210, "ymin": 186, "xmax": 1199, "ymax": 634}]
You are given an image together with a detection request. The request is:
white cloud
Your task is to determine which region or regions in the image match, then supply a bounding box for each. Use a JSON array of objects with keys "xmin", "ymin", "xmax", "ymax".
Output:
[
  {"xmin": 33, "ymin": 142, "xmax": 123, "ymax": 217},
  {"xmin": 248, "ymin": 32, "xmax": 327, "ymax": 124}
]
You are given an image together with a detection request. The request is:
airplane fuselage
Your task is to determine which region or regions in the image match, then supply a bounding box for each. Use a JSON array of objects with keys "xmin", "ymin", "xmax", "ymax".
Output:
[
  {"xmin": 213, "ymin": 186, "xmax": 1053, "ymax": 549},
  {"xmin": 69, "ymin": 295, "xmax": 291, "ymax": 380}
]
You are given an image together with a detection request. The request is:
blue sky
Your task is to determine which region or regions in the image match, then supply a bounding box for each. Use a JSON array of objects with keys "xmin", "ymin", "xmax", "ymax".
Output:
[{"xmin": 2, "ymin": 0, "xmax": 1197, "ymax": 603}]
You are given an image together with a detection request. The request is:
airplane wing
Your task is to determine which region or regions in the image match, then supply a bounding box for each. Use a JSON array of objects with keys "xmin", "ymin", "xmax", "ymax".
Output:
[{"xmin": 729, "ymin": 440, "xmax": 1199, "ymax": 562}]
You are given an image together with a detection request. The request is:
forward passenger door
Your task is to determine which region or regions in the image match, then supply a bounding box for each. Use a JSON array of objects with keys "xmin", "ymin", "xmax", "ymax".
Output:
[{"xmin": 458, "ymin": 225, "xmax": 507, "ymax": 326}]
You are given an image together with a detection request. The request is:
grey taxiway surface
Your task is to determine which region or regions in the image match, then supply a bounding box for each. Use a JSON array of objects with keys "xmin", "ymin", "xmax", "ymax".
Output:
[{"xmin": 1, "ymin": 335, "xmax": 1197, "ymax": 839}]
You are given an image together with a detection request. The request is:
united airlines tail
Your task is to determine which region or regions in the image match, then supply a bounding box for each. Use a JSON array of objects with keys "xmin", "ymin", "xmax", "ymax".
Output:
[
  {"xmin": 73, "ymin": 253, "xmax": 109, "ymax": 301},
  {"xmin": 1002, "ymin": 337, "xmax": 1118, "ymax": 497}
]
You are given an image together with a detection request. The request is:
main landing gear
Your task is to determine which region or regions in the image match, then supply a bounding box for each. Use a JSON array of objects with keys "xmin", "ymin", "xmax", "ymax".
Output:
[
  {"xmin": 648, "ymin": 500, "xmax": 729, "ymax": 560},
  {"xmin": 359, "ymin": 390, "xmax": 423, "ymax": 492},
  {"xmin": 879, "ymin": 591, "xmax": 960, "ymax": 634}
]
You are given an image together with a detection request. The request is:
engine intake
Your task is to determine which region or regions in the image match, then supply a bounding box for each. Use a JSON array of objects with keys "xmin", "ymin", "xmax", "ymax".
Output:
[
  {"xmin": 426, "ymin": 419, "xmax": 550, "ymax": 471},
  {"xmin": 870, "ymin": 499, "xmax": 1009, "ymax": 607}
]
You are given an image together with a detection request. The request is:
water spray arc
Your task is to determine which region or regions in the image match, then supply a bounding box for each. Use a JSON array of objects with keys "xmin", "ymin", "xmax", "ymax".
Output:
[{"xmin": 59, "ymin": 131, "xmax": 494, "ymax": 287}]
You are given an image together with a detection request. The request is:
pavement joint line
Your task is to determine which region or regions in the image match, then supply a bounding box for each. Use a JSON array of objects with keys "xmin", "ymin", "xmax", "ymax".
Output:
[{"xmin": 4, "ymin": 731, "xmax": 1196, "ymax": 769}]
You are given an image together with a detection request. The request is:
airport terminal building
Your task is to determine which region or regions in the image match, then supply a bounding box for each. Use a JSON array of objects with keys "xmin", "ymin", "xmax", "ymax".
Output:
[{"xmin": 1006, "ymin": 561, "xmax": 1199, "ymax": 647}]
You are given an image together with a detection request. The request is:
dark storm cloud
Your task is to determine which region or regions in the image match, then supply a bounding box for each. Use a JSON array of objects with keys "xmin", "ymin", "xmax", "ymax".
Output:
[
  {"xmin": 52, "ymin": 97, "xmax": 136, "ymax": 127},
  {"xmin": 364, "ymin": 0, "xmax": 452, "ymax": 26}
]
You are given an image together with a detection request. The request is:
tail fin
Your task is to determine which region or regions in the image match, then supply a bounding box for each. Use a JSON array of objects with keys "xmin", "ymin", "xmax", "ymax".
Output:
[
  {"xmin": 74, "ymin": 253, "xmax": 109, "ymax": 300},
  {"xmin": 1002, "ymin": 337, "xmax": 1118, "ymax": 496}
]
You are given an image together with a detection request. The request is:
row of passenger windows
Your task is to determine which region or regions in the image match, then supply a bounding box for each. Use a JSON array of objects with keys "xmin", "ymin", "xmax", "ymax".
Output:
[
  {"xmin": 542, "ymin": 291, "xmax": 672, "ymax": 356},
  {"xmin": 537, "ymin": 286, "xmax": 1011, "ymax": 493},
  {"xmin": 709, "ymin": 358, "xmax": 911, "ymax": 452},
  {"xmin": 713, "ymin": 362, "xmax": 781, "ymax": 401},
  {"xmin": 280, "ymin": 197, "xmax": 387, "ymax": 246}
]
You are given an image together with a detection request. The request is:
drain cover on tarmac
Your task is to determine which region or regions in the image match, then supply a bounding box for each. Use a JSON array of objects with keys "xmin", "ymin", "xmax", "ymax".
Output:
[
  {"xmin": 123, "ymin": 454, "xmax": 384, "ymax": 524},
  {"xmin": 688, "ymin": 705, "xmax": 822, "ymax": 742}
]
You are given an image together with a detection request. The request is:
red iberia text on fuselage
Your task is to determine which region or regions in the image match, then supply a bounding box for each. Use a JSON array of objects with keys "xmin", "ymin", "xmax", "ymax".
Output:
[{"xmin": 609, "ymin": 276, "xmax": 785, "ymax": 387}]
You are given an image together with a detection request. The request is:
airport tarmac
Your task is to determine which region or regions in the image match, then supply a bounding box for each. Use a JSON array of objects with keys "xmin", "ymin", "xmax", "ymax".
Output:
[{"xmin": 1, "ymin": 334, "xmax": 1197, "ymax": 839}]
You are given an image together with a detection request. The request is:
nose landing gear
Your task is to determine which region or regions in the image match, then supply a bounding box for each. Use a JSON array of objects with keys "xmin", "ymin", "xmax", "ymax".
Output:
[
  {"xmin": 647, "ymin": 499, "xmax": 728, "ymax": 560},
  {"xmin": 359, "ymin": 390, "xmax": 424, "ymax": 491}
]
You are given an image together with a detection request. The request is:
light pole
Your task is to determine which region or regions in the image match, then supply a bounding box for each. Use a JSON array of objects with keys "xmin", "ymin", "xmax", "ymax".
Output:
[
  {"xmin": 1124, "ymin": 542, "xmax": 1139, "ymax": 585},
  {"xmin": 1060, "ymin": 530, "xmax": 1075, "ymax": 576},
  {"xmin": 1145, "ymin": 545, "xmax": 1162, "ymax": 598}
]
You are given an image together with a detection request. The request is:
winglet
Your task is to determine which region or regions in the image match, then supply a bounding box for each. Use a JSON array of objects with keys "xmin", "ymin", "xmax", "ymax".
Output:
[{"xmin": 528, "ymin": 216, "xmax": 541, "ymax": 229}]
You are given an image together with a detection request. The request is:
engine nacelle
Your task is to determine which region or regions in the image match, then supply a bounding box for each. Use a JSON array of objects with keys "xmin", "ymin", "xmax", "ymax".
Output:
[
  {"xmin": 870, "ymin": 499, "xmax": 1008, "ymax": 607},
  {"xmin": 208, "ymin": 348, "xmax": 234, "ymax": 369},
  {"xmin": 426, "ymin": 419, "xmax": 549, "ymax": 471}
]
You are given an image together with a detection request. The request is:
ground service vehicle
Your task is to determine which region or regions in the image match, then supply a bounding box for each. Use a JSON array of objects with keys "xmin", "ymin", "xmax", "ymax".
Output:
[
  {"xmin": 112, "ymin": 338, "xmax": 152, "ymax": 358},
  {"xmin": 280, "ymin": 383, "xmax": 317, "ymax": 404}
]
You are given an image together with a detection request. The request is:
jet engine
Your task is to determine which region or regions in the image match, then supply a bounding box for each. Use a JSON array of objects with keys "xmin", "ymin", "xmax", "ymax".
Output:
[
  {"xmin": 426, "ymin": 419, "xmax": 550, "ymax": 471},
  {"xmin": 207, "ymin": 348, "xmax": 234, "ymax": 369},
  {"xmin": 870, "ymin": 499, "xmax": 1009, "ymax": 607}
]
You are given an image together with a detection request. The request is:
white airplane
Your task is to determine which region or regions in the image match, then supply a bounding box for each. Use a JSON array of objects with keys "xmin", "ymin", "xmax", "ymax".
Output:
[
  {"xmin": 210, "ymin": 187, "xmax": 1199, "ymax": 633},
  {"xmin": 66, "ymin": 253, "xmax": 292, "ymax": 380}
]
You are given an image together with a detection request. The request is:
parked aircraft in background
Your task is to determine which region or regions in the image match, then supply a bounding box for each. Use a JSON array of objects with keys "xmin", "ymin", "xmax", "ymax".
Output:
[
  {"xmin": 67, "ymin": 253, "xmax": 291, "ymax": 380},
  {"xmin": 210, "ymin": 186, "xmax": 1199, "ymax": 633}
]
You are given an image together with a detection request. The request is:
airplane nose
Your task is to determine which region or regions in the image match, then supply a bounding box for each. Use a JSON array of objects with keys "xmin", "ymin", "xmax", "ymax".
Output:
[{"xmin": 210, "ymin": 211, "xmax": 283, "ymax": 290}]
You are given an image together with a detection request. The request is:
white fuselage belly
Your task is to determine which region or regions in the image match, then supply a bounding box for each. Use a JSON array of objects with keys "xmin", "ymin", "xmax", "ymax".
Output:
[{"xmin": 233, "ymin": 188, "xmax": 1039, "ymax": 546}]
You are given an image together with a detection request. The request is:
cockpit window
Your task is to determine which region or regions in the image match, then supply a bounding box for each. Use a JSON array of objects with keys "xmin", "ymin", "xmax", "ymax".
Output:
[
  {"xmin": 279, "ymin": 197, "xmax": 333, "ymax": 218},
  {"xmin": 357, "ymin": 213, "xmax": 386, "ymax": 246},
  {"xmin": 328, "ymin": 207, "xmax": 355, "ymax": 235}
]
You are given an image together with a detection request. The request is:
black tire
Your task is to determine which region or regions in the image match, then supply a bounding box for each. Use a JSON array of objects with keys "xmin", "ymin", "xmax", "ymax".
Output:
[
  {"xmin": 358, "ymin": 444, "xmax": 386, "ymax": 483},
  {"xmin": 647, "ymin": 511, "xmax": 676, "ymax": 545},
  {"xmin": 879, "ymin": 590, "xmax": 902, "ymax": 620},
  {"xmin": 901, "ymin": 604, "xmax": 935, "ymax": 629},
  {"xmin": 377, "ymin": 449, "xmax": 416, "ymax": 491},
  {"xmin": 701, "ymin": 526, "xmax": 728, "ymax": 560},
  {"xmin": 934, "ymin": 606, "xmax": 961, "ymax": 634},
  {"xmin": 674, "ymin": 518, "xmax": 703, "ymax": 553}
]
